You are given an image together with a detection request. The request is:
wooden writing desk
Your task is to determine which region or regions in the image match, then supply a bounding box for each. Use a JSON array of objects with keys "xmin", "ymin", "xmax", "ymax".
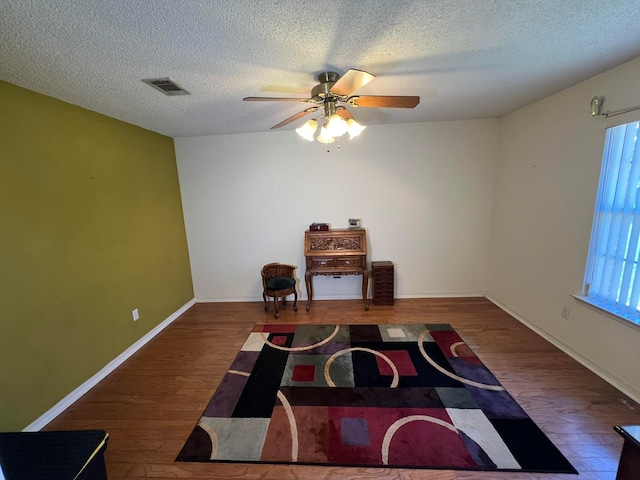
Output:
[{"xmin": 304, "ymin": 228, "xmax": 369, "ymax": 311}]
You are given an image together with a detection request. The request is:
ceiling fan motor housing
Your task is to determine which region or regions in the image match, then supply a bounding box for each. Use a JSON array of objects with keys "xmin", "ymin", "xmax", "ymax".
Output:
[
  {"xmin": 311, "ymin": 72, "xmax": 341, "ymax": 101},
  {"xmin": 311, "ymin": 82, "xmax": 334, "ymax": 100}
]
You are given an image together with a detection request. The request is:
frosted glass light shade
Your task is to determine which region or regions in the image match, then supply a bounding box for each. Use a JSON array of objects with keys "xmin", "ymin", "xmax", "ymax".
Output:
[
  {"xmin": 346, "ymin": 119, "xmax": 366, "ymax": 139},
  {"xmin": 317, "ymin": 126, "xmax": 335, "ymax": 144},
  {"xmin": 296, "ymin": 119, "xmax": 318, "ymax": 141},
  {"xmin": 325, "ymin": 115, "xmax": 348, "ymax": 137}
]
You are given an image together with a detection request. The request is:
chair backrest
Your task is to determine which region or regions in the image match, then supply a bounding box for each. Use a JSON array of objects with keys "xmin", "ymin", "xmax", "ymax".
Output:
[{"xmin": 261, "ymin": 263, "xmax": 296, "ymax": 281}]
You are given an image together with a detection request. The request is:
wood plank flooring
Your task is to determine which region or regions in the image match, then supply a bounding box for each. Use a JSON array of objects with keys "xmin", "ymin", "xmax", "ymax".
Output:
[{"xmin": 44, "ymin": 298, "xmax": 640, "ymax": 479}]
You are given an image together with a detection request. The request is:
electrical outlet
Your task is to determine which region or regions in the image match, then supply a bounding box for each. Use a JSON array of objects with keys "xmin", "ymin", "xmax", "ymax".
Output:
[
  {"xmin": 561, "ymin": 307, "xmax": 570, "ymax": 320},
  {"xmin": 132, "ymin": 308, "xmax": 139, "ymax": 321}
]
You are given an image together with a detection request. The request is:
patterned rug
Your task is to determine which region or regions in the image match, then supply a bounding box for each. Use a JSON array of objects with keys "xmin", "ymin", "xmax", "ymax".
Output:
[{"xmin": 176, "ymin": 323, "xmax": 577, "ymax": 473}]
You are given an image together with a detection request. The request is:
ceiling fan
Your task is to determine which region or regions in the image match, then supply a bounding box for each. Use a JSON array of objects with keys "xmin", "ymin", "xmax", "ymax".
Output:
[{"xmin": 243, "ymin": 69, "xmax": 420, "ymax": 143}]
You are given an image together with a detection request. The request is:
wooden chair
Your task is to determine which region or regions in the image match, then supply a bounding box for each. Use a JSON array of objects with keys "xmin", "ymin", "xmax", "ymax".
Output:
[{"xmin": 261, "ymin": 263, "xmax": 298, "ymax": 319}]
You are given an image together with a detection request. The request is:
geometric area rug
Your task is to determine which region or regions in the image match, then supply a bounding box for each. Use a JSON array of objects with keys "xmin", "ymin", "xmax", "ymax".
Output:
[{"xmin": 176, "ymin": 323, "xmax": 577, "ymax": 473}]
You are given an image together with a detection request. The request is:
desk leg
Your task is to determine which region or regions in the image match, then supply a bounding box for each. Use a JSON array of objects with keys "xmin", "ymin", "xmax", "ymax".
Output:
[
  {"xmin": 362, "ymin": 270, "xmax": 370, "ymax": 311},
  {"xmin": 305, "ymin": 272, "xmax": 313, "ymax": 311}
]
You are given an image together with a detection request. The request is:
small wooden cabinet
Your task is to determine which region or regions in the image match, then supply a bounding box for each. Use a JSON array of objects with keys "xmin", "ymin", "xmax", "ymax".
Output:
[{"xmin": 372, "ymin": 261, "xmax": 394, "ymax": 305}]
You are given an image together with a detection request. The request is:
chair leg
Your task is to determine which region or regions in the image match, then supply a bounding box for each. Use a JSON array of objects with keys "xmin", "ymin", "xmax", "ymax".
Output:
[
  {"xmin": 293, "ymin": 290, "xmax": 298, "ymax": 312},
  {"xmin": 263, "ymin": 293, "xmax": 268, "ymax": 311},
  {"xmin": 272, "ymin": 296, "xmax": 279, "ymax": 319}
]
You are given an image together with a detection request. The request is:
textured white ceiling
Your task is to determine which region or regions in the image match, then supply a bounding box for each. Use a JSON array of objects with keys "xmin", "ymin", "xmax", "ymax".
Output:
[{"xmin": 2, "ymin": 0, "xmax": 640, "ymax": 138}]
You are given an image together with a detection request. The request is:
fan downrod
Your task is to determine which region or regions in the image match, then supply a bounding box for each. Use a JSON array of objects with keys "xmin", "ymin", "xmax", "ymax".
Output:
[{"xmin": 317, "ymin": 71, "xmax": 340, "ymax": 83}]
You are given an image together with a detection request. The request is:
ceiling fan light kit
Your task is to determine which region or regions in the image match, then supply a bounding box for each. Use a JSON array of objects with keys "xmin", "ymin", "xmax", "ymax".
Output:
[
  {"xmin": 244, "ymin": 69, "xmax": 419, "ymax": 144},
  {"xmin": 294, "ymin": 115, "xmax": 364, "ymax": 143}
]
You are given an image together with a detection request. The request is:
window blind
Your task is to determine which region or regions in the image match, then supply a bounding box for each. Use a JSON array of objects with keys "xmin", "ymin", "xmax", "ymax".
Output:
[{"xmin": 584, "ymin": 120, "xmax": 640, "ymax": 323}]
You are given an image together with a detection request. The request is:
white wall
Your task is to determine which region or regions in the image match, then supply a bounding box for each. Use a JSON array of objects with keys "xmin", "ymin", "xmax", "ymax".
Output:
[
  {"xmin": 175, "ymin": 120, "xmax": 498, "ymax": 302},
  {"xmin": 488, "ymin": 56, "xmax": 640, "ymax": 402}
]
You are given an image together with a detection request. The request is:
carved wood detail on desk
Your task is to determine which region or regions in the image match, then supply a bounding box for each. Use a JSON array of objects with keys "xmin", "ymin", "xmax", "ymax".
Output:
[
  {"xmin": 304, "ymin": 229, "xmax": 369, "ymax": 311},
  {"xmin": 308, "ymin": 235, "xmax": 363, "ymax": 252}
]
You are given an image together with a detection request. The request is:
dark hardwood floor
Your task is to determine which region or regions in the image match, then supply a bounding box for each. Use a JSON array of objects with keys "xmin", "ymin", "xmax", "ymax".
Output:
[{"xmin": 44, "ymin": 298, "xmax": 640, "ymax": 479}]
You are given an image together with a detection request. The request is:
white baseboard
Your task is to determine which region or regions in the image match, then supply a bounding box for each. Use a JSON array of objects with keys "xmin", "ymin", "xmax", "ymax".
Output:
[
  {"xmin": 397, "ymin": 292, "xmax": 486, "ymax": 299},
  {"xmin": 194, "ymin": 292, "xmax": 487, "ymax": 303},
  {"xmin": 486, "ymin": 295, "xmax": 640, "ymax": 405},
  {"xmin": 23, "ymin": 298, "xmax": 196, "ymax": 432}
]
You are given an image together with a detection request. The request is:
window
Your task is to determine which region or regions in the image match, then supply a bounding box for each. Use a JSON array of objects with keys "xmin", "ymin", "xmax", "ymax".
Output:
[{"xmin": 583, "ymin": 120, "xmax": 640, "ymax": 325}]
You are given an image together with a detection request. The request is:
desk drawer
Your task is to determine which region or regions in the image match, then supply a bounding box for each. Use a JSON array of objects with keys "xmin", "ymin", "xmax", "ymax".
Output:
[
  {"xmin": 308, "ymin": 257, "xmax": 337, "ymax": 269},
  {"xmin": 337, "ymin": 257, "xmax": 364, "ymax": 269},
  {"xmin": 307, "ymin": 256, "xmax": 365, "ymax": 270}
]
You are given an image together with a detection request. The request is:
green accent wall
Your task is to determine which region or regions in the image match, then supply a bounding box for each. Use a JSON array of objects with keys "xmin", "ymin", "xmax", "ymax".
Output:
[{"xmin": 0, "ymin": 80, "xmax": 194, "ymax": 430}]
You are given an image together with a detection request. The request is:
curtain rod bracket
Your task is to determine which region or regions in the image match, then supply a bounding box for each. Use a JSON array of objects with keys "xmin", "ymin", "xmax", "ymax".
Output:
[{"xmin": 590, "ymin": 96, "xmax": 604, "ymax": 116}]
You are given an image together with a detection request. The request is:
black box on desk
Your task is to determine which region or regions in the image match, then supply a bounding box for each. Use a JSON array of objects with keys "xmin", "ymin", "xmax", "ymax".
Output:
[{"xmin": 309, "ymin": 223, "xmax": 329, "ymax": 231}]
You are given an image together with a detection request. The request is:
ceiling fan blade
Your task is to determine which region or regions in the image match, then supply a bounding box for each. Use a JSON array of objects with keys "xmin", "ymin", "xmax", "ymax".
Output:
[
  {"xmin": 243, "ymin": 97, "xmax": 310, "ymax": 102},
  {"xmin": 336, "ymin": 107, "xmax": 353, "ymax": 120},
  {"xmin": 347, "ymin": 95, "xmax": 420, "ymax": 108},
  {"xmin": 330, "ymin": 69, "xmax": 375, "ymax": 97},
  {"xmin": 270, "ymin": 107, "xmax": 319, "ymax": 129}
]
